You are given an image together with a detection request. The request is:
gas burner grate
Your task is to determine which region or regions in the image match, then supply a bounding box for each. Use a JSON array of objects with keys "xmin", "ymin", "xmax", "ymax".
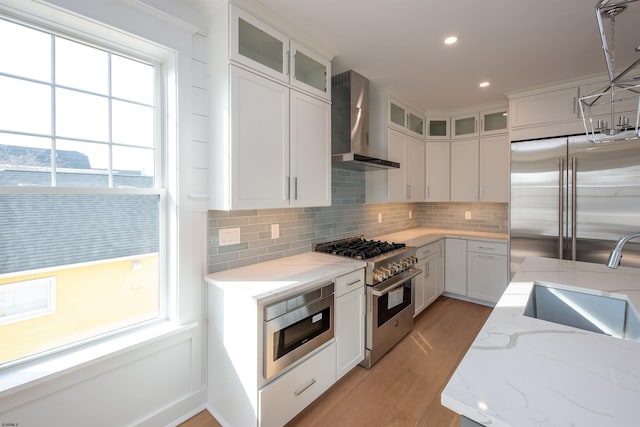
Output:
[{"xmin": 315, "ymin": 237, "xmax": 405, "ymax": 260}]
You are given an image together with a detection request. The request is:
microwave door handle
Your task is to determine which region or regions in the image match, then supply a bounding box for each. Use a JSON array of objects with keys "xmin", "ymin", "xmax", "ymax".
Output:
[{"xmin": 371, "ymin": 268, "xmax": 422, "ymax": 297}]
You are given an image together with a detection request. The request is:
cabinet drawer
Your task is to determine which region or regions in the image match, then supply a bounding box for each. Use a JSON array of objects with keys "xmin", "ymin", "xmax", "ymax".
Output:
[
  {"xmin": 335, "ymin": 269, "xmax": 364, "ymax": 297},
  {"xmin": 416, "ymin": 241, "xmax": 441, "ymax": 260},
  {"xmin": 259, "ymin": 342, "xmax": 337, "ymax": 427},
  {"xmin": 467, "ymin": 240, "xmax": 507, "ymax": 255}
]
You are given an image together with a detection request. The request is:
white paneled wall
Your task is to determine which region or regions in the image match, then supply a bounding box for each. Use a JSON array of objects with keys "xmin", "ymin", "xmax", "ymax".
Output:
[{"xmin": 191, "ymin": 32, "xmax": 210, "ymax": 211}]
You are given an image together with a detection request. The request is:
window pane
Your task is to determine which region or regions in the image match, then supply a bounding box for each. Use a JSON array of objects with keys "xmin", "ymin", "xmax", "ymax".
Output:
[
  {"xmin": 112, "ymin": 55, "xmax": 154, "ymax": 105},
  {"xmin": 0, "ymin": 134, "xmax": 53, "ymax": 186},
  {"xmin": 0, "ymin": 19, "xmax": 51, "ymax": 82},
  {"xmin": 112, "ymin": 100, "xmax": 154, "ymax": 147},
  {"xmin": 112, "ymin": 145, "xmax": 154, "ymax": 183},
  {"xmin": 55, "ymin": 37, "xmax": 108, "ymax": 94},
  {"xmin": 0, "ymin": 76, "xmax": 51, "ymax": 135},
  {"xmin": 55, "ymin": 139, "xmax": 109, "ymax": 188},
  {"xmin": 0, "ymin": 193, "xmax": 160, "ymax": 365},
  {"xmin": 55, "ymin": 88, "xmax": 109, "ymax": 141}
]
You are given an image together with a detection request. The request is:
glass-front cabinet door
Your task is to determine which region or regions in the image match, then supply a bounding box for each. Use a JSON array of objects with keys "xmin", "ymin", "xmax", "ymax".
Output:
[
  {"xmin": 426, "ymin": 117, "xmax": 450, "ymax": 139},
  {"xmin": 230, "ymin": 5, "xmax": 289, "ymax": 84},
  {"xmin": 452, "ymin": 112, "xmax": 479, "ymax": 139},
  {"xmin": 291, "ymin": 41, "xmax": 331, "ymax": 101},
  {"xmin": 389, "ymin": 98, "xmax": 406, "ymax": 130},
  {"xmin": 407, "ymin": 112, "xmax": 425, "ymax": 137},
  {"xmin": 480, "ymin": 108, "xmax": 508, "ymax": 136}
]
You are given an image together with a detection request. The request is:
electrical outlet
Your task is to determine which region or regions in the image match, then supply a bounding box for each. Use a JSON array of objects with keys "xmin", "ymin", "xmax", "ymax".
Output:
[
  {"xmin": 409, "ymin": 210, "xmax": 412, "ymax": 219},
  {"xmin": 219, "ymin": 227, "xmax": 240, "ymax": 246},
  {"xmin": 465, "ymin": 211, "xmax": 472, "ymax": 220},
  {"xmin": 271, "ymin": 223, "xmax": 280, "ymax": 239},
  {"xmin": 378, "ymin": 213, "xmax": 383, "ymax": 223}
]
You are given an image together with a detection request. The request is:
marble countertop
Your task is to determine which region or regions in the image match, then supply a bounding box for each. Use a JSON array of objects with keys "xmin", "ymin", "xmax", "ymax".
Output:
[
  {"xmin": 373, "ymin": 227, "xmax": 507, "ymax": 248},
  {"xmin": 205, "ymin": 252, "xmax": 365, "ymax": 305},
  {"xmin": 441, "ymin": 256, "xmax": 640, "ymax": 426}
]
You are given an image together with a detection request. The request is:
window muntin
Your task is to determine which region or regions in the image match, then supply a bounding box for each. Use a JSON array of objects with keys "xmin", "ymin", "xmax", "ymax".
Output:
[
  {"xmin": 0, "ymin": 15, "xmax": 165, "ymax": 367},
  {"xmin": 0, "ymin": 18, "xmax": 158, "ymax": 189}
]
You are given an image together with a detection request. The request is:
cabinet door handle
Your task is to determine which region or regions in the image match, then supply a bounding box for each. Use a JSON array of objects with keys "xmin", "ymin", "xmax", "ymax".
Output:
[
  {"xmin": 478, "ymin": 254, "xmax": 497, "ymax": 259},
  {"xmin": 425, "ymin": 262, "xmax": 430, "ymax": 277},
  {"xmin": 294, "ymin": 378, "xmax": 316, "ymax": 396},
  {"xmin": 426, "ymin": 185, "xmax": 430, "ymax": 199},
  {"xmin": 345, "ymin": 279, "xmax": 361, "ymax": 287},
  {"xmin": 294, "ymin": 177, "xmax": 298, "ymax": 200},
  {"xmin": 477, "ymin": 246, "xmax": 495, "ymax": 251},
  {"xmin": 286, "ymin": 176, "xmax": 290, "ymax": 200}
]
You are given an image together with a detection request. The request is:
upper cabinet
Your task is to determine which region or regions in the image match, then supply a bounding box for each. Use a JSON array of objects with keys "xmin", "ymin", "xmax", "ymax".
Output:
[
  {"xmin": 229, "ymin": 5, "xmax": 330, "ymax": 101},
  {"xmin": 426, "ymin": 116, "xmax": 450, "ymax": 140},
  {"xmin": 387, "ymin": 96, "xmax": 425, "ymax": 139},
  {"xmin": 451, "ymin": 112, "xmax": 479, "ymax": 139},
  {"xmin": 208, "ymin": 3, "xmax": 332, "ymax": 210},
  {"xmin": 480, "ymin": 107, "xmax": 508, "ymax": 136}
]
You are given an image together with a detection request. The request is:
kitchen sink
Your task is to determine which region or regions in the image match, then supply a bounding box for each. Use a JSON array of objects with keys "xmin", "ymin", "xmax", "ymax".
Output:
[{"xmin": 523, "ymin": 282, "xmax": 640, "ymax": 342}]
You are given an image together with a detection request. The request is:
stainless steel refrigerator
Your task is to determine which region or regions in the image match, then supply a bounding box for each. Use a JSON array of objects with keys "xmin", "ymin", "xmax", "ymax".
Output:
[{"xmin": 510, "ymin": 134, "xmax": 640, "ymax": 277}]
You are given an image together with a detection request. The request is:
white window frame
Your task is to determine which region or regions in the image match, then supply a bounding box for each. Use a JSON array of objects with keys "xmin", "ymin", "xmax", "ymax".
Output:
[
  {"xmin": 0, "ymin": 276, "xmax": 56, "ymax": 325},
  {"xmin": 0, "ymin": 2, "xmax": 179, "ymax": 373}
]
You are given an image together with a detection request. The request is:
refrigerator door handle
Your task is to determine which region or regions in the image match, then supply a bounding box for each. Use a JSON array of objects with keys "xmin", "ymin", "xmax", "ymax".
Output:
[
  {"xmin": 559, "ymin": 157, "xmax": 564, "ymax": 259},
  {"xmin": 571, "ymin": 156, "xmax": 577, "ymax": 260}
]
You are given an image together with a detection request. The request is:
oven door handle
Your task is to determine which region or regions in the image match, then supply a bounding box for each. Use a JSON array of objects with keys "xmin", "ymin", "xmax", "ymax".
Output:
[{"xmin": 371, "ymin": 268, "xmax": 422, "ymax": 297}]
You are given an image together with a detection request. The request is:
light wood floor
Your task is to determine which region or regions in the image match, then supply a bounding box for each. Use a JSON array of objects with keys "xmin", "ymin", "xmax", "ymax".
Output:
[{"xmin": 179, "ymin": 296, "xmax": 491, "ymax": 427}]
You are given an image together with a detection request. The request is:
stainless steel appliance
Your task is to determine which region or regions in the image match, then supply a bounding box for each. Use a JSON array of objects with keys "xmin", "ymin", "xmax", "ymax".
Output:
[
  {"xmin": 510, "ymin": 134, "xmax": 640, "ymax": 276},
  {"xmin": 314, "ymin": 237, "xmax": 420, "ymax": 368},
  {"xmin": 263, "ymin": 282, "xmax": 334, "ymax": 380},
  {"xmin": 331, "ymin": 70, "xmax": 400, "ymax": 170}
]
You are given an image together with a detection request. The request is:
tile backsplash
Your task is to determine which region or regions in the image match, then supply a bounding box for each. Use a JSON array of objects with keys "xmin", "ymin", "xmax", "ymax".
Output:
[{"xmin": 207, "ymin": 169, "xmax": 507, "ymax": 273}]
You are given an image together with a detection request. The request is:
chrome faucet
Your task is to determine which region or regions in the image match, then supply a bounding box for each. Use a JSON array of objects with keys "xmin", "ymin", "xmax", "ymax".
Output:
[{"xmin": 607, "ymin": 232, "xmax": 640, "ymax": 269}]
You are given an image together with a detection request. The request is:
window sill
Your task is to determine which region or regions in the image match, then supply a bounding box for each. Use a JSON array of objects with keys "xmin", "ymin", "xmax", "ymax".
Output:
[{"xmin": 0, "ymin": 321, "xmax": 197, "ymax": 398}]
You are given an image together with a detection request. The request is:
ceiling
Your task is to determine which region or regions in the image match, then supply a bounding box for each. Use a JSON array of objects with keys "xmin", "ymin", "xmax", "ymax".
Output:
[{"xmin": 244, "ymin": 0, "xmax": 640, "ymax": 111}]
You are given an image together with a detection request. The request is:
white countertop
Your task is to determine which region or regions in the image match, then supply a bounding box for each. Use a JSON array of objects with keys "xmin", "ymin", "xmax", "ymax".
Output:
[
  {"xmin": 374, "ymin": 227, "xmax": 507, "ymax": 247},
  {"xmin": 441, "ymin": 256, "xmax": 640, "ymax": 426},
  {"xmin": 205, "ymin": 252, "xmax": 365, "ymax": 304}
]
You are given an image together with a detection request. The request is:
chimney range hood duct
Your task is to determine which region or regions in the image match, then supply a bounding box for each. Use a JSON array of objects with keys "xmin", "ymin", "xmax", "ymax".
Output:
[{"xmin": 331, "ymin": 70, "xmax": 400, "ymax": 170}]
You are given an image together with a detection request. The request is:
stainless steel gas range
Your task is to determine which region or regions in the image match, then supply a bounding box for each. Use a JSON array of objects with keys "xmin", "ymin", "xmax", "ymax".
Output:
[{"xmin": 314, "ymin": 237, "xmax": 420, "ymax": 368}]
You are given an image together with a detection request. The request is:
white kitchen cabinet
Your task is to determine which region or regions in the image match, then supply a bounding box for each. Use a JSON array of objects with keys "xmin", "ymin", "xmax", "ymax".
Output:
[
  {"xmin": 388, "ymin": 96, "xmax": 425, "ymax": 138},
  {"xmin": 366, "ymin": 128, "xmax": 425, "ymax": 203},
  {"xmin": 426, "ymin": 116, "xmax": 450, "ymax": 140},
  {"xmin": 406, "ymin": 136, "xmax": 425, "ymax": 202},
  {"xmin": 230, "ymin": 5, "xmax": 331, "ymax": 101},
  {"xmin": 425, "ymin": 141, "xmax": 450, "ymax": 201},
  {"xmin": 479, "ymin": 135, "xmax": 509, "ymax": 202},
  {"xmin": 445, "ymin": 238, "xmax": 467, "ymax": 295},
  {"xmin": 480, "ymin": 107, "xmax": 508, "ymax": 136},
  {"xmin": 452, "ymin": 112, "xmax": 479, "ymax": 139},
  {"xmin": 450, "ymin": 139, "xmax": 479, "ymax": 202},
  {"xmin": 290, "ymin": 89, "xmax": 331, "ymax": 207},
  {"xmin": 450, "ymin": 134, "xmax": 509, "ymax": 203},
  {"xmin": 414, "ymin": 240, "xmax": 444, "ymax": 316},
  {"xmin": 509, "ymin": 86, "xmax": 578, "ymax": 128},
  {"xmin": 466, "ymin": 240, "xmax": 508, "ymax": 304},
  {"xmin": 230, "ymin": 4, "xmax": 288, "ymax": 84},
  {"xmin": 335, "ymin": 269, "xmax": 365, "ymax": 379},
  {"xmin": 259, "ymin": 342, "xmax": 337, "ymax": 427},
  {"xmin": 228, "ymin": 65, "xmax": 290, "ymax": 209}
]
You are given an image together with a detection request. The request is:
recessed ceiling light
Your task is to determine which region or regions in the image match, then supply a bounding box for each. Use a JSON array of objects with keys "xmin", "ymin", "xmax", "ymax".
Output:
[
  {"xmin": 444, "ymin": 36, "xmax": 458, "ymax": 45},
  {"xmin": 479, "ymin": 81, "xmax": 490, "ymax": 88}
]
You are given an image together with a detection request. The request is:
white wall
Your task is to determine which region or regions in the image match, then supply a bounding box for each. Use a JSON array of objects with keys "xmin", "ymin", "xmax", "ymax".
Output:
[{"xmin": 0, "ymin": 1, "xmax": 208, "ymax": 425}]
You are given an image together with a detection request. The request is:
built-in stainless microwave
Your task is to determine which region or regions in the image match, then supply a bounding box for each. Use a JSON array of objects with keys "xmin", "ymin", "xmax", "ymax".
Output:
[{"xmin": 263, "ymin": 282, "xmax": 334, "ymax": 380}]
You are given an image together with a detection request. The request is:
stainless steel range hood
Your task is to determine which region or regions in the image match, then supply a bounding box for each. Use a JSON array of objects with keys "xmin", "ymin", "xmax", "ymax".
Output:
[{"xmin": 331, "ymin": 70, "xmax": 400, "ymax": 170}]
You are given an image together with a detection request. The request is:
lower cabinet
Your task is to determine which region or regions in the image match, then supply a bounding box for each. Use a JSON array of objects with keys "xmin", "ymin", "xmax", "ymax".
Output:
[
  {"xmin": 259, "ymin": 342, "xmax": 337, "ymax": 427},
  {"xmin": 445, "ymin": 238, "xmax": 508, "ymax": 305},
  {"xmin": 414, "ymin": 240, "xmax": 444, "ymax": 316},
  {"xmin": 467, "ymin": 241, "xmax": 508, "ymax": 303},
  {"xmin": 335, "ymin": 269, "xmax": 365, "ymax": 379},
  {"xmin": 445, "ymin": 238, "xmax": 467, "ymax": 295}
]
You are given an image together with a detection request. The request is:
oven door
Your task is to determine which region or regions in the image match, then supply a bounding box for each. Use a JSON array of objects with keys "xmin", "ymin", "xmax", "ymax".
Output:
[
  {"xmin": 365, "ymin": 267, "xmax": 421, "ymax": 367},
  {"xmin": 264, "ymin": 289, "xmax": 334, "ymax": 380}
]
